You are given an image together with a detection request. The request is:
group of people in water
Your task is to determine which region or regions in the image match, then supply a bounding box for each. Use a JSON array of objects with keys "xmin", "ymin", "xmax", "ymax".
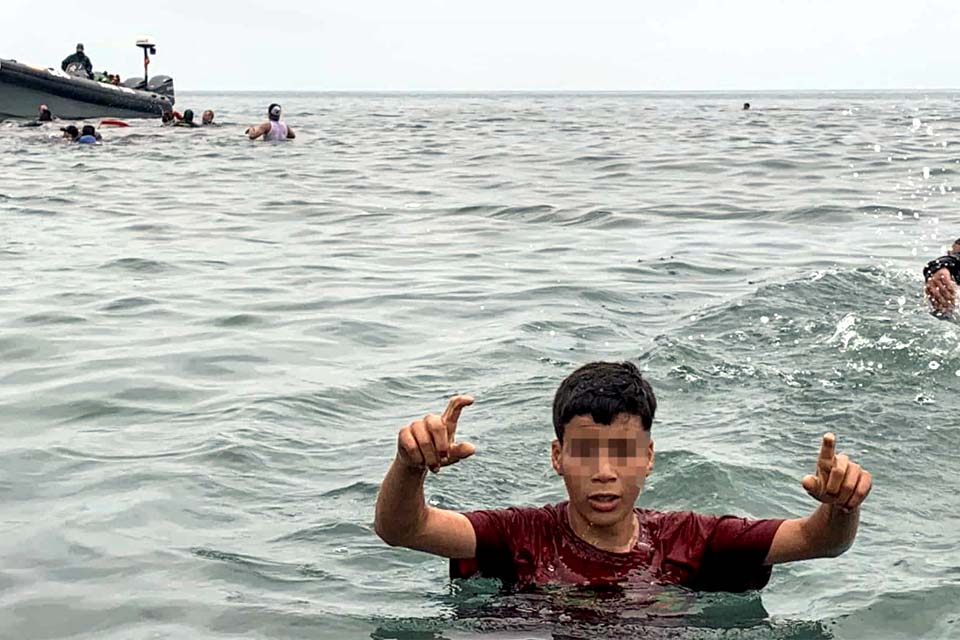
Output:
[{"xmin": 22, "ymin": 102, "xmax": 294, "ymax": 144}]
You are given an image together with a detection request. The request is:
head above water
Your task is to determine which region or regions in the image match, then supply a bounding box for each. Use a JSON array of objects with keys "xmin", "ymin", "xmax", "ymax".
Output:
[
  {"xmin": 81, "ymin": 125, "xmax": 95, "ymax": 137},
  {"xmin": 61, "ymin": 125, "xmax": 79, "ymax": 139},
  {"xmin": 951, "ymin": 238, "xmax": 960, "ymax": 256},
  {"xmin": 743, "ymin": 102, "xmax": 751, "ymax": 110},
  {"xmin": 550, "ymin": 361, "xmax": 657, "ymax": 533},
  {"xmin": 268, "ymin": 103, "xmax": 282, "ymax": 121},
  {"xmin": 202, "ymin": 109, "xmax": 214, "ymax": 124},
  {"xmin": 182, "ymin": 109, "xmax": 194, "ymax": 123},
  {"xmin": 553, "ymin": 361, "xmax": 657, "ymax": 443}
]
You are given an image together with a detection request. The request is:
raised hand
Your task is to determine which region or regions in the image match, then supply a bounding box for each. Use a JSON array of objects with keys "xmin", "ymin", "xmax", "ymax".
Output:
[
  {"xmin": 397, "ymin": 395, "xmax": 475, "ymax": 473},
  {"xmin": 801, "ymin": 433, "xmax": 872, "ymax": 512},
  {"xmin": 925, "ymin": 267, "xmax": 958, "ymax": 317}
]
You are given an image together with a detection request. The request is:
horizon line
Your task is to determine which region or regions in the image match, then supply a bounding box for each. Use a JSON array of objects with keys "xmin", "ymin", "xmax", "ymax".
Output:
[{"xmin": 176, "ymin": 87, "xmax": 960, "ymax": 94}]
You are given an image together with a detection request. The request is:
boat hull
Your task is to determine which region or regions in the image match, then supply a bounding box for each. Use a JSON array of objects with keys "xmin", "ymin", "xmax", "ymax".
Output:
[{"xmin": 0, "ymin": 58, "xmax": 174, "ymax": 119}]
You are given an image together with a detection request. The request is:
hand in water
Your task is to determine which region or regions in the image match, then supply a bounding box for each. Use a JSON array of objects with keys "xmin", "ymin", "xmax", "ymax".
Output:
[
  {"xmin": 397, "ymin": 395, "xmax": 475, "ymax": 473},
  {"xmin": 801, "ymin": 433, "xmax": 872, "ymax": 512},
  {"xmin": 925, "ymin": 267, "xmax": 957, "ymax": 317}
]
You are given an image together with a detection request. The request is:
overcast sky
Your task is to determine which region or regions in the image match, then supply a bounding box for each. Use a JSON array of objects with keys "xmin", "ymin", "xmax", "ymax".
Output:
[{"xmin": 6, "ymin": 0, "xmax": 960, "ymax": 91}]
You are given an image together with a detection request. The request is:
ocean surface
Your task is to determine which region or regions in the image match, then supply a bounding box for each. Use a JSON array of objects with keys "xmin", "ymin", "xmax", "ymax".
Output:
[{"xmin": 1, "ymin": 91, "xmax": 959, "ymax": 640}]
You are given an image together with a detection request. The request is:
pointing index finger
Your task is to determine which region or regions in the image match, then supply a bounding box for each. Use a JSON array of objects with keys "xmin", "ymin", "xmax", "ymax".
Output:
[
  {"xmin": 442, "ymin": 394, "xmax": 474, "ymax": 434},
  {"xmin": 819, "ymin": 432, "xmax": 836, "ymax": 463}
]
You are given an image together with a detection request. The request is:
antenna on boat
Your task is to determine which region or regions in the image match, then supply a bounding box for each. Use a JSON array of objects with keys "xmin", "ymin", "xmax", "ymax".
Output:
[{"xmin": 136, "ymin": 37, "xmax": 157, "ymax": 86}]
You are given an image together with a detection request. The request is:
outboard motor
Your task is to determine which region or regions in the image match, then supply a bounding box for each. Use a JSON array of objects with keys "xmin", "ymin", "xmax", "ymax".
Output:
[
  {"xmin": 122, "ymin": 77, "xmax": 146, "ymax": 90},
  {"xmin": 147, "ymin": 75, "xmax": 174, "ymax": 98}
]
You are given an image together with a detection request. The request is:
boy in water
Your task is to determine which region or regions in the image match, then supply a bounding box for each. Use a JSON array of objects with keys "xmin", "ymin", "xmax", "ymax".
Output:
[{"xmin": 375, "ymin": 361, "xmax": 872, "ymax": 591}]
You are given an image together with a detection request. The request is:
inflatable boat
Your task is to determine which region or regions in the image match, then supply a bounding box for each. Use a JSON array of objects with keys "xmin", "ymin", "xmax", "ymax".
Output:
[{"xmin": 0, "ymin": 40, "xmax": 175, "ymax": 120}]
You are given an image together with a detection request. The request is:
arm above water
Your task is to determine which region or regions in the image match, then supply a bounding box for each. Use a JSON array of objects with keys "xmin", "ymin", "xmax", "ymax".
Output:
[
  {"xmin": 924, "ymin": 256, "xmax": 960, "ymax": 318},
  {"xmin": 286, "ymin": 126, "xmax": 295, "ymax": 139},
  {"xmin": 765, "ymin": 433, "xmax": 872, "ymax": 564},
  {"xmin": 245, "ymin": 121, "xmax": 270, "ymax": 140},
  {"xmin": 374, "ymin": 395, "xmax": 478, "ymax": 559}
]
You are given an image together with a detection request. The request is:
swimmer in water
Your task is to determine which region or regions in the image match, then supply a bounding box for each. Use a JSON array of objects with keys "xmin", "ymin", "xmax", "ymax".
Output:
[
  {"xmin": 174, "ymin": 109, "xmax": 199, "ymax": 128},
  {"xmin": 375, "ymin": 361, "xmax": 873, "ymax": 591},
  {"xmin": 201, "ymin": 110, "xmax": 217, "ymax": 126},
  {"xmin": 77, "ymin": 124, "xmax": 100, "ymax": 144},
  {"xmin": 61, "ymin": 125, "xmax": 79, "ymax": 141},
  {"xmin": 743, "ymin": 102, "xmax": 751, "ymax": 110},
  {"xmin": 245, "ymin": 103, "xmax": 295, "ymax": 140},
  {"xmin": 38, "ymin": 105, "xmax": 54, "ymax": 122},
  {"xmin": 923, "ymin": 238, "xmax": 960, "ymax": 318}
]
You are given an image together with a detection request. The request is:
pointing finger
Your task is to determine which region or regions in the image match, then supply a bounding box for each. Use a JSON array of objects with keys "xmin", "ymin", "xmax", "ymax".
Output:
[
  {"xmin": 818, "ymin": 433, "xmax": 836, "ymax": 465},
  {"xmin": 441, "ymin": 395, "xmax": 474, "ymax": 434}
]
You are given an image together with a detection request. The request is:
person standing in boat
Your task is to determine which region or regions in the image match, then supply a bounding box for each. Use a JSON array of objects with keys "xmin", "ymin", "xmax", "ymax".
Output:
[
  {"xmin": 245, "ymin": 104, "xmax": 295, "ymax": 141},
  {"xmin": 61, "ymin": 44, "xmax": 93, "ymax": 78}
]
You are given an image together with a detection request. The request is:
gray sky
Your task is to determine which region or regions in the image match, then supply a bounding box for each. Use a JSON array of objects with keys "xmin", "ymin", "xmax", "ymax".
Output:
[{"xmin": 6, "ymin": 0, "xmax": 960, "ymax": 91}]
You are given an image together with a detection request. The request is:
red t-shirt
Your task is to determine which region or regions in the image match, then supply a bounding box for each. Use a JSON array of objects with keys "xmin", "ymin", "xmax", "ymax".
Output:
[{"xmin": 451, "ymin": 502, "xmax": 783, "ymax": 592}]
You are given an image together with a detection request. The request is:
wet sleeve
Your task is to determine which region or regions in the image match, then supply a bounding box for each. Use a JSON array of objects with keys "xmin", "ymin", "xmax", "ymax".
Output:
[
  {"xmin": 449, "ymin": 508, "xmax": 525, "ymax": 582},
  {"xmin": 923, "ymin": 255, "xmax": 960, "ymax": 283},
  {"xmin": 694, "ymin": 516, "xmax": 785, "ymax": 592}
]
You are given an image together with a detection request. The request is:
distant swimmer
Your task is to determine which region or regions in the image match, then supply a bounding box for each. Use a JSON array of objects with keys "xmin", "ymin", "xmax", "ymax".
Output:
[
  {"xmin": 201, "ymin": 109, "xmax": 217, "ymax": 126},
  {"xmin": 923, "ymin": 238, "xmax": 960, "ymax": 318},
  {"xmin": 161, "ymin": 109, "xmax": 182, "ymax": 126},
  {"xmin": 77, "ymin": 124, "xmax": 101, "ymax": 144},
  {"xmin": 743, "ymin": 102, "xmax": 751, "ymax": 110},
  {"xmin": 61, "ymin": 125, "xmax": 79, "ymax": 141},
  {"xmin": 174, "ymin": 109, "xmax": 199, "ymax": 128},
  {"xmin": 245, "ymin": 103, "xmax": 295, "ymax": 141},
  {"xmin": 20, "ymin": 104, "xmax": 55, "ymax": 127},
  {"xmin": 61, "ymin": 43, "xmax": 93, "ymax": 78}
]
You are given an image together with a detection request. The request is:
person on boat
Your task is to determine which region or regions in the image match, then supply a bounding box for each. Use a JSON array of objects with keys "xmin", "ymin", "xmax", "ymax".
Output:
[
  {"xmin": 923, "ymin": 238, "xmax": 960, "ymax": 318},
  {"xmin": 77, "ymin": 124, "xmax": 101, "ymax": 144},
  {"xmin": 375, "ymin": 361, "xmax": 873, "ymax": 592},
  {"xmin": 61, "ymin": 43, "xmax": 93, "ymax": 78},
  {"xmin": 174, "ymin": 109, "xmax": 199, "ymax": 128},
  {"xmin": 245, "ymin": 103, "xmax": 295, "ymax": 141},
  {"xmin": 201, "ymin": 110, "xmax": 217, "ymax": 126},
  {"xmin": 61, "ymin": 125, "xmax": 79, "ymax": 141}
]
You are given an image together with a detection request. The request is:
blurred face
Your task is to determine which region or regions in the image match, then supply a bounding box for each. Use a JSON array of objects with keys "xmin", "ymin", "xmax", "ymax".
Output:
[
  {"xmin": 951, "ymin": 241, "xmax": 960, "ymax": 256},
  {"xmin": 551, "ymin": 413, "xmax": 654, "ymax": 530},
  {"xmin": 202, "ymin": 110, "xmax": 214, "ymax": 124}
]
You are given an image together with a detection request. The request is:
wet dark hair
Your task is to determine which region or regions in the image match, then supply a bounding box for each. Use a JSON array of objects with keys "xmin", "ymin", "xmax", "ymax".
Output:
[
  {"xmin": 81, "ymin": 125, "xmax": 95, "ymax": 136},
  {"xmin": 552, "ymin": 361, "xmax": 657, "ymax": 442},
  {"xmin": 268, "ymin": 103, "xmax": 281, "ymax": 121},
  {"xmin": 183, "ymin": 109, "xmax": 194, "ymax": 123}
]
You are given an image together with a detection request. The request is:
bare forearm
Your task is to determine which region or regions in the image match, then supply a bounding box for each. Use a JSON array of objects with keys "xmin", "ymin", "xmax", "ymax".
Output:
[
  {"xmin": 801, "ymin": 503, "xmax": 860, "ymax": 556},
  {"xmin": 374, "ymin": 457, "xmax": 428, "ymax": 545}
]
